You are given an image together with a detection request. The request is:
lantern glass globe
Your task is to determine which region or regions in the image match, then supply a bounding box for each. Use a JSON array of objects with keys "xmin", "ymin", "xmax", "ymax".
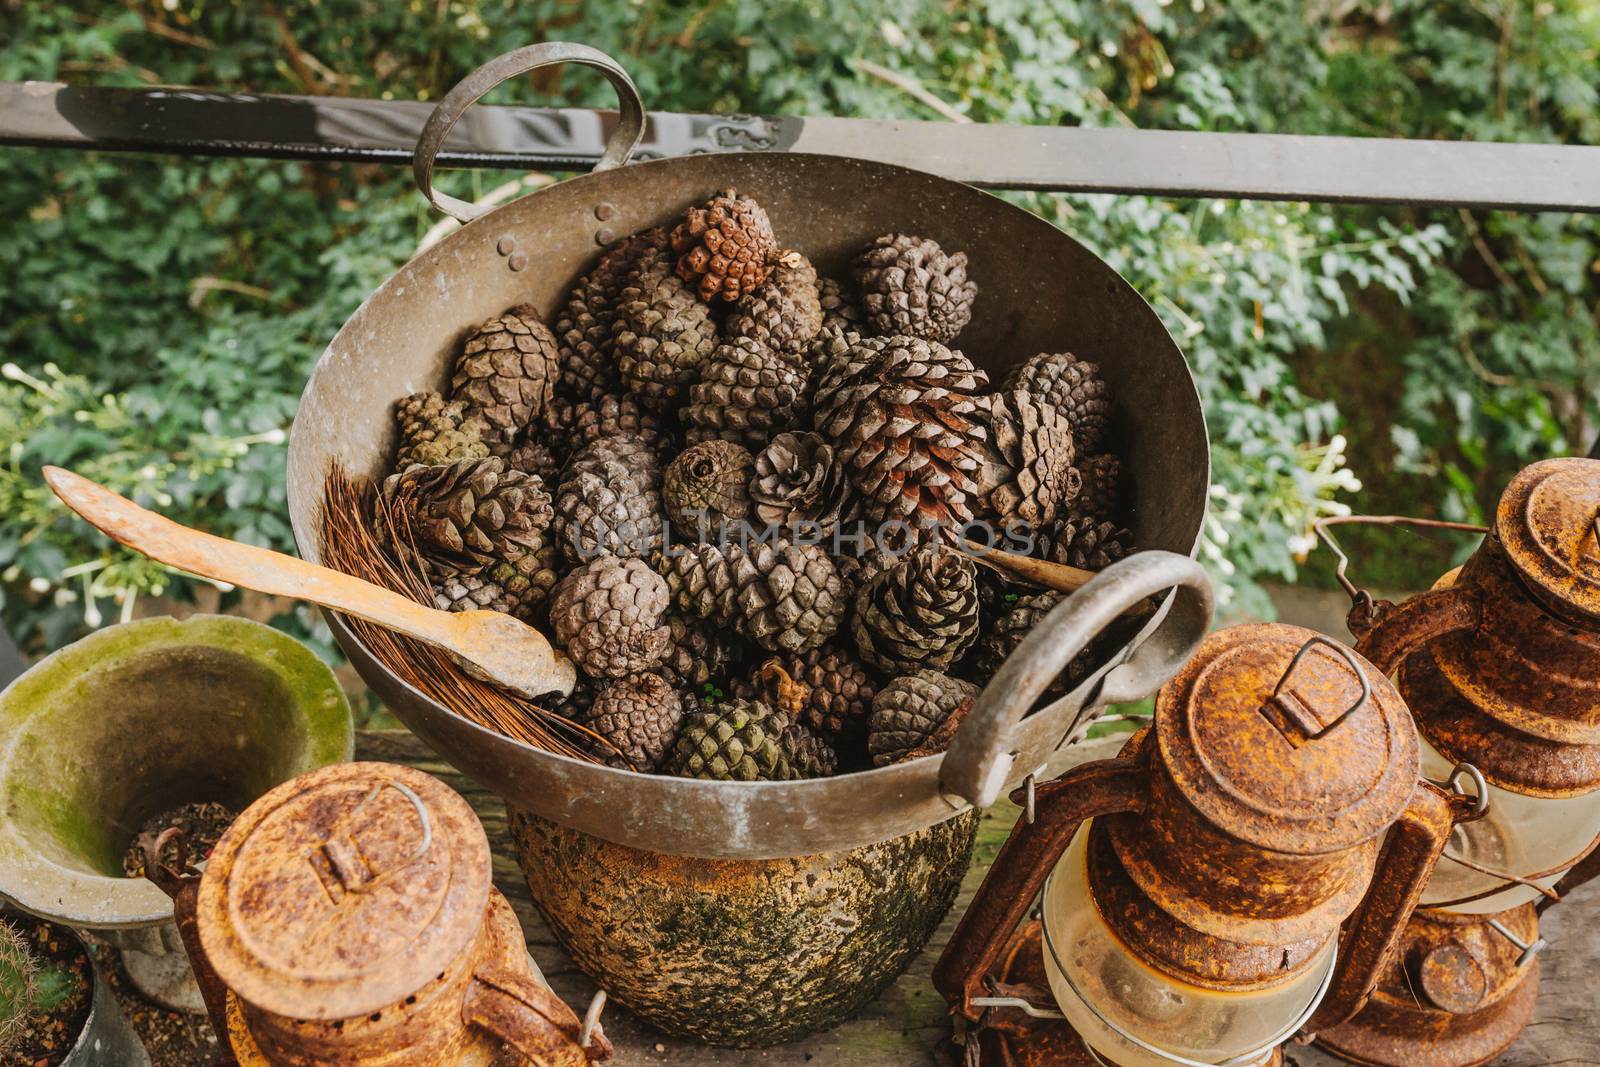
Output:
[
  {"xmin": 1418, "ymin": 739, "xmax": 1600, "ymax": 914},
  {"xmin": 1041, "ymin": 822, "xmax": 1335, "ymax": 1067}
]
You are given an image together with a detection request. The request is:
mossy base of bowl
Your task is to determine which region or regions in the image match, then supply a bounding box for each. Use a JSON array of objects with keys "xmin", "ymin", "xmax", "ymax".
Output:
[{"xmin": 508, "ymin": 807, "xmax": 978, "ymax": 1047}]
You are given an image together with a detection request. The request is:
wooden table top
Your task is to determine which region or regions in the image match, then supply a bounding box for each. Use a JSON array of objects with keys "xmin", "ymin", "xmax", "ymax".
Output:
[{"xmin": 110, "ymin": 729, "xmax": 1600, "ymax": 1065}]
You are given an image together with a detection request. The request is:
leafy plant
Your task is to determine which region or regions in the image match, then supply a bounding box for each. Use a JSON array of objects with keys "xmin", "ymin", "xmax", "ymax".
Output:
[{"xmin": 0, "ymin": 0, "xmax": 1593, "ymax": 650}]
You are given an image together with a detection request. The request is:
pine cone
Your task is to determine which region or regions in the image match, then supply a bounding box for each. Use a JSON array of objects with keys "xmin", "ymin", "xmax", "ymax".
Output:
[
  {"xmin": 578, "ymin": 672, "xmax": 684, "ymax": 770},
  {"xmin": 852, "ymin": 233, "xmax": 977, "ymax": 344},
  {"xmin": 613, "ymin": 245, "xmax": 719, "ymax": 411},
  {"xmin": 818, "ymin": 276, "xmax": 864, "ymax": 333},
  {"xmin": 1075, "ymin": 453, "xmax": 1123, "ymax": 523},
  {"xmin": 973, "ymin": 391, "xmax": 1081, "ymax": 532},
  {"xmin": 393, "ymin": 392, "xmax": 489, "ymax": 470},
  {"xmin": 748, "ymin": 431, "xmax": 852, "ymax": 537},
  {"xmin": 781, "ymin": 720, "xmax": 838, "ymax": 777},
  {"xmin": 550, "ymin": 556, "xmax": 671, "ymax": 681},
  {"xmin": 725, "ymin": 251, "xmax": 822, "ymax": 356},
  {"xmin": 381, "ymin": 457, "xmax": 552, "ymax": 575},
  {"xmin": 868, "ymin": 670, "xmax": 979, "ymax": 766},
  {"xmin": 812, "ymin": 334, "xmax": 990, "ymax": 543},
  {"xmin": 452, "ymin": 305, "xmax": 560, "ymax": 436},
  {"xmin": 738, "ymin": 646, "xmax": 876, "ymax": 744},
  {"xmin": 432, "ymin": 569, "xmax": 518, "ymax": 615},
  {"xmin": 1041, "ymin": 519, "xmax": 1132, "ymax": 570},
  {"xmin": 853, "ymin": 546, "xmax": 979, "ymax": 673},
  {"xmin": 656, "ymin": 614, "xmax": 737, "ymax": 693},
  {"xmin": 670, "ymin": 188, "xmax": 778, "ymax": 303},
  {"xmin": 664, "ymin": 697, "xmax": 804, "ymax": 781},
  {"xmin": 683, "ymin": 336, "xmax": 808, "ymax": 451},
  {"xmin": 659, "ymin": 539, "xmax": 846, "ymax": 655},
  {"xmin": 975, "ymin": 591, "xmax": 1062, "ymax": 677},
  {"xmin": 663, "ymin": 440, "xmax": 754, "ymax": 536},
  {"xmin": 1005, "ymin": 352, "xmax": 1112, "ymax": 455},
  {"xmin": 552, "ymin": 451, "xmax": 664, "ymax": 566},
  {"xmin": 543, "ymin": 393, "xmax": 671, "ymax": 461},
  {"xmin": 555, "ymin": 227, "xmax": 669, "ymax": 404},
  {"xmin": 563, "ymin": 432, "xmax": 662, "ymax": 485},
  {"xmin": 502, "ymin": 440, "xmax": 561, "ymax": 484}
]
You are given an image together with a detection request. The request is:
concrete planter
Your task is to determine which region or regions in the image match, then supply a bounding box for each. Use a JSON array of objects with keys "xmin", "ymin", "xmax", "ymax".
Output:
[{"xmin": 0, "ymin": 615, "xmax": 353, "ymax": 1011}]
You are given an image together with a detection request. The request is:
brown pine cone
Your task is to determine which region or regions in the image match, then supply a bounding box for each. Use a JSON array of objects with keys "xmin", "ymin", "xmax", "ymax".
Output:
[
  {"xmin": 578, "ymin": 672, "xmax": 685, "ymax": 771},
  {"xmin": 543, "ymin": 393, "xmax": 671, "ymax": 461},
  {"xmin": 659, "ymin": 539, "xmax": 847, "ymax": 655},
  {"xmin": 725, "ymin": 251, "xmax": 822, "ymax": 356},
  {"xmin": 1041, "ymin": 518, "xmax": 1132, "ymax": 570},
  {"xmin": 737, "ymin": 646, "xmax": 876, "ymax": 744},
  {"xmin": 656, "ymin": 614, "xmax": 738, "ymax": 694},
  {"xmin": 852, "ymin": 546, "xmax": 980, "ymax": 674},
  {"xmin": 502, "ymin": 440, "xmax": 561, "ymax": 484},
  {"xmin": 613, "ymin": 245, "xmax": 719, "ymax": 411},
  {"xmin": 683, "ymin": 336, "xmax": 809, "ymax": 452},
  {"xmin": 852, "ymin": 233, "xmax": 977, "ymax": 344},
  {"xmin": 818, "ymin": 276, "xmax": 864, "ymax": 333},
  {"xmin": 381, "ymin": 457, "xmax": 552, "ymax": 576},
  {"xmin": 555, "ymin": 227, "xmax": 669, "ymax": 404},
  {"xmin": 781, "ymin": 720, "xmax": 838, "ymax": 777},
  {"xmin": 552, "ymin": 440, "xmax": 664, "ymax": 565},
  {"xmin": 550, "ymin": 556, "xmax": 671, "ymax": 681},
  {"xmin": 1004, "ymin": 351, "xmax": 1112, "ymax": 455},
  {"xmin": 451, "ymin": 304, "xmax": 560, "ymax": 435},
  {"xmin": 868, "ymin": 670, "xmax": 978, "ymax": 766},
  {"xmin": 748, "ymin": 431, "xmax": 852, "ymax": 538},
  {"xmin": 662, "ymin": 440, "xmax": 755, "ymax": 536},
  {"xmin": 670, "ymin": 188, "xmax": 778, "ymax": 303},
  {"xmin": 1074, "ymin": 453, "xmax": 1123, "ymax": 523},
  {"xmin": 973, "ymin": 390, "xmax": 1081, "ymax": 532},
  {"xmin": 811, "ymin": 334, "xmax": 990, "ymax": 544},
  {"xmin": 393, "ymin": 391, "xmax": 489, "ymax": 470}
]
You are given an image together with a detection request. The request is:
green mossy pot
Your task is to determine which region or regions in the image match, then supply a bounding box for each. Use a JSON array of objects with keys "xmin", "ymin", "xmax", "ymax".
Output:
[
  {"xmin": 509, "ymin": 807, "xmax": 979, "ymax": 1047},
  {"xmin": 0, "ymin": 615, "xmax": 352, "ymax": 1010}
]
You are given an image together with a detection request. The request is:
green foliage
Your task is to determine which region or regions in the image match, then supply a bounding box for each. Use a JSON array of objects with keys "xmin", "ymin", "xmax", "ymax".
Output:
[{"xmin": 0, "ymin": 0, "xmax": 1595, "ymax": 647}]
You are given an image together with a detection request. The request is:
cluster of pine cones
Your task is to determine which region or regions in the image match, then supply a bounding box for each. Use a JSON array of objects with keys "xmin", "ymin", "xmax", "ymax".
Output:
[{"xmin": 378, "ymin": 188, "xmax": 1130, "ymax": 780}]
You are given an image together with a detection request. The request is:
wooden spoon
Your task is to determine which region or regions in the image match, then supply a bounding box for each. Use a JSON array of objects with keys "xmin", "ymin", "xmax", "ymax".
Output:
[
  {"xmin": 961, "ymin": 538, "xmax": 1155, "ymax": 617},
  {"xmin": 43, "ymin": 466, "xmax": 577, "ymax": 700}
]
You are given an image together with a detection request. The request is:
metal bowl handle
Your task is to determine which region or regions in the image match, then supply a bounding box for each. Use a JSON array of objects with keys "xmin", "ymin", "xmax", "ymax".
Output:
[
  {"xmin": 414, "ymin": 42, "xmax": 647, "ymax": 224},
  {"xmin": 940, "ymin": 550, "xmax": 1214, "ymax": 809}
]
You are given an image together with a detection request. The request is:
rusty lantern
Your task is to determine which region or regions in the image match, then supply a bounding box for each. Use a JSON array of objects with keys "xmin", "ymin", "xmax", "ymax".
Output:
[
  {"xmin": 184, "ymin": 761, "xmax": 609, "ymax": 1067},
  {"xmin": 934, "ymin": 623, "xmax": 1480, "ymax": 1067},
  {"xmin": 1315, "ymin": 456, "xmax": 1600, "ymax": 1067}
]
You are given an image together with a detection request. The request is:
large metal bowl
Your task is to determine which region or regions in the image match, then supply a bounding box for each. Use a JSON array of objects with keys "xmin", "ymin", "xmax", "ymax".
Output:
[{"xmin": 286, "ymin": 43, "xmax": 1213, "ymax": 860}]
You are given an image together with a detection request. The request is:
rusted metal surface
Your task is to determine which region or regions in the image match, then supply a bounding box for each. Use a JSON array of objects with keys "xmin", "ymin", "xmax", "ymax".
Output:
[
  {"xmin": 194, "ymin": 762, "xmax": 600, "ymax": 1066},
  {"xmin": 933, "ymin": 757, "xmax": 1148, "ymax": 1022},
  {"xmin": 1303, "ymin": 780, "xmax": 1466, "ymax": 1032},
  {"xmin": 1153, "ymin": 624, "xmax": 1418, "ymax": 854},
  {"xmin": 937, "ymin": 623, "xmax": 1451, "ymax": 1062},
  {"xmin": 1431, "ymin": 536, "xmax": 1600, "ymax": 748},
  {"xmin": 284, "ymin": 43, "xmax": 1214, "ymax": 859},
  {"xmin": 1493, "ymin": 458, "xmax": 1600, "ymax": 625},
  {"xmin": 509, "ymin": 806, "xmax": 978, "ymax": 1047},
  {"xmin": 1401, "ymin": 648, "xmax": 1600, "ymax": 798},
  {"xmin": 1313, "ymin": 906, "xmax": 1540, "ymax": 1067},
  {"xmin": 42, "ymin": 465, "xmax": 577, "ymax": 701}
]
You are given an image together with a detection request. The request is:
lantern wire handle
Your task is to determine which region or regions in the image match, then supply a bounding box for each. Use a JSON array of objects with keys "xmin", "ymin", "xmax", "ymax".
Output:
[
  {"xmin": 1262, "ymin": 636, "xmax": 1371, "ymax": 742},
  {"xmin": 1311, "ymin": 515, "xmax": 1490, "ymax": 607}
]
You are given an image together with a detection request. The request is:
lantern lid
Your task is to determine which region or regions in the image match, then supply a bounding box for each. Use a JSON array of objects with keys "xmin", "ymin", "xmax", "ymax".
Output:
[
  {"xmin": 196, "ymin": 761, "xmax": 492, "ymax": 1021},
  {"xmin": 1497, "ymin": 457, "xmax": 1600, "ymax": 624},
  {"xmin": 1155, "ymin": 623, "xmax": 1420, "ymax": 854}
]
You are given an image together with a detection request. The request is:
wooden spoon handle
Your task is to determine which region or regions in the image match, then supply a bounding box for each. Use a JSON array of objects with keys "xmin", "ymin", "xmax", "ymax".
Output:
[
  {"xmin": 43, "ymin": 466, "xmax": 461, "ymax": 650},
  {"xmin": 962, "ymin": 539, "xmax": 1096, "ymax": 592}
]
